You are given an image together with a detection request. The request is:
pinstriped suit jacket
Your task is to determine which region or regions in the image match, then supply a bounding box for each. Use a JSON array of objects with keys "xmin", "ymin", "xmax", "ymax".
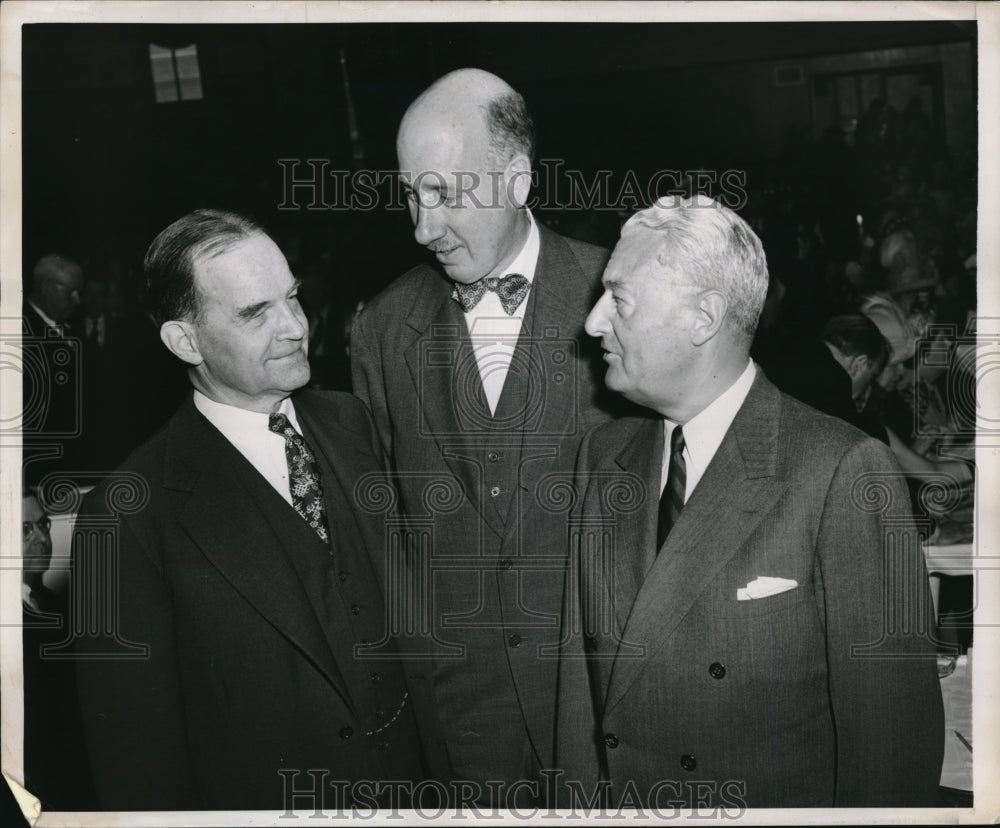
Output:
[{"xmin": 556, "ymin": 372, "xmax": 944, "ymax": 807}]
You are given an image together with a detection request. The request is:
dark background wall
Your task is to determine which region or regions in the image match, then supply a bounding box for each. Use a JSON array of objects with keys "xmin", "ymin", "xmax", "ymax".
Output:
[{"xmin": 22, "ymin": 21, "xmax": 976, "ymax": 300}]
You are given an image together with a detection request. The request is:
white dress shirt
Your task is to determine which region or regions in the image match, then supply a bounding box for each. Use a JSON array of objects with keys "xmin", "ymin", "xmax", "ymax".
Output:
[
  {"xmin": 194, "ymin": 391, "xmax": 301, "ymax": 507},
  {"xmin": 661, "ymin": 360, "xmax": 757, "ymax": 501},
  {"xmin": 463, "ymin": 210, "xmax": 540, "ymax": 414},
  {"xmin": 84, "ymin": 314, "xmax": 106, "ymax": 347}
]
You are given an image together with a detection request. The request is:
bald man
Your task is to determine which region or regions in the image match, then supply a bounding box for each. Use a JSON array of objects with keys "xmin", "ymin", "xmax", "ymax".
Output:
[
  {"xmin": 23, "ymin": 254, "xmax": 84, "ymax": 485},
  {"xmin": 351, "ymin": 69, "xmax": 616, "ymax": 803},
  {"xmin": 24, "ymin": 254, "xmax": 83, "ymax": 337}
]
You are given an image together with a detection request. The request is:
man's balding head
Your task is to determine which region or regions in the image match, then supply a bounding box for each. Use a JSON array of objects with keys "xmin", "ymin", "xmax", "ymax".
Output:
[
  {"xmin": 396, "ymin": 69, "xmax": 535, "ymax": 284},
  {"xmin": 30, "ymin": 254, "xmax": 83, "ymax": 323}
]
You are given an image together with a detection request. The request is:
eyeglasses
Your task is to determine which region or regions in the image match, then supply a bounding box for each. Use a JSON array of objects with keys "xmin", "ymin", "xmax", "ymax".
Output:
[{"xmin": 23, "ymin": 517, "xmax": 52, "ymax": 538}]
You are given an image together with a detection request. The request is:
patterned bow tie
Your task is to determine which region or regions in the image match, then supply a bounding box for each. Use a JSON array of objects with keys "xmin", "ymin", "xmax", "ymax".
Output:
[
  {"xmin": 268, "ymin": 412, "xmax": 330, "ymax": 546},
  {"xmin": 452, "ymin": 273, "xmax": 530, "ymax": 315}
]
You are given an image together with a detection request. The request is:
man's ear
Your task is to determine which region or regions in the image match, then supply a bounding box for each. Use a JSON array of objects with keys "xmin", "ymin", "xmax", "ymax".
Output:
[
  {"xmin": 505, "ymin": 152, "xmax": 533, "ymax": 209},
  {"xmin": 160, "ymin": 320, "xmax": 203, "ymax": 367},
  {"xmin": 690, "ymin": 290, "xmax": 728, "ymax": 346},
  {"xmin": 848, "ymin": 353, "xmax": 869, "ymax": 379}
]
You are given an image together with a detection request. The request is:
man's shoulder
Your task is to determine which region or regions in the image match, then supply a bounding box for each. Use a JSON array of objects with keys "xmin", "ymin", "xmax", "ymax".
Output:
[
  {"xmin": 538, "ymin": 224, "xmax": 610, "ymax": 279},
  {"xmin": 581, "ymin": 414, "xmax": 658, "ymax": 464},
  {"xmin": 296, "ymin": 389, "xmax": 373, "ymax": 439},
  {"xmin": 772, "ymin": 388, "xmax": 898, "ymax": 486},
  {"xmin": 778, "ymin": 388, "xmax": 874, "ymax": 451},
  {"xmin": 362, "ymin": 263, "xmax": 447, "ymax": 319}
]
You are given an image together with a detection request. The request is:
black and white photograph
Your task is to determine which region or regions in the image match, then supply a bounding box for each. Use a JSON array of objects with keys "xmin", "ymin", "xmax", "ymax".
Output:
[{"xmin": 0, "ymin": 1, "xmax": 996, "ymax": 825}]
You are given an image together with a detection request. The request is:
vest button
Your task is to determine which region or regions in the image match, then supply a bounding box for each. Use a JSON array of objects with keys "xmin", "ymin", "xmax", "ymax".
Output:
[
  {"xmin": 378, "ymin": 739, "xmax": 390, "ymax": 751},
  {"xmin": 508, "ymin": 634, "xmax": 522, "ymax": 648},
  {"xmin": 680, "ymin": 754, "xmax": 697, "ymax": 771},
  {"xmin": 338, "ymin": 572, "xmax": 349, "ymax": 582},
  {"xmin": 488, "ymin": 451, "xmax": 500, "ymax": 462},
  {"xmin": 604, "ymin": 733, "xmax": 619, "ymax": 749},
  {"xmin": 339, "ymin": 726, "xmax": 354, "ymax": 740},
  {"xmin": 709, "ymin": 662, "xmax": 726, "ymax": 679},
  {"xmin": 370, "ymin": 672, "xmax": 381, "ymax": 684},
  {"xmin": 490, "ymin": 486, "xmax": 501, "ymax": 497},
  {"xmin": 351, "ymin": 604, "xmax": 362, "ymax": 615},
  {"xmin": 498, "ymin": 558, "xmax": 513, "ymax": 571}
]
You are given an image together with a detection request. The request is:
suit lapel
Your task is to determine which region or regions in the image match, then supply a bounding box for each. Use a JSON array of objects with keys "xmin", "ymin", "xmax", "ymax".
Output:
[
  {"xmin": 604, "ymin": 375, "xmax": 790, "ymax": 712},
  {"xmin": 607, "ymin": 417, "xmax": 662, "ymax": 639},
  {"xmin": 295, "ymin": 397, "xmax": 373, "ymax": 558},
  {"xmin": 167, "ymin": 400, "xmax": 355, "ymax": 714},
  {"xmin": 508, "ymin": 226, "xmax": 602, "ymax": 537},
  {"xmin": 401, "ymin": 278, "xmax": 504, "ymax": 538}
]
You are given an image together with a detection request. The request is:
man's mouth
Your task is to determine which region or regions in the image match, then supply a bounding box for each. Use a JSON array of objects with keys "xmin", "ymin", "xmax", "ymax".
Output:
[{"xmin": 430, "ymin": 245, "xmax": 460, "ymax": 258}]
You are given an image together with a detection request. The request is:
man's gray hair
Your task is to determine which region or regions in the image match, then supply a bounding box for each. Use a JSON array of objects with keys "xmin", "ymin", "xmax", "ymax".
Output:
[
  {"xmin": 623, "ymin": 196, "xmax": 769, "ymax": 340},
  {"xmin": 484, "ymin": 91, "xmax": 536, "ymax": 165}
]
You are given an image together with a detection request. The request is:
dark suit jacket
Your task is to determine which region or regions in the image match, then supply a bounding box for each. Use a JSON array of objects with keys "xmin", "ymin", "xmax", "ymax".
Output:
[
  {"xmin": 351, "ymin": 221, "xmax": 615, "ymax": 775},
  {"xmin": 557, "ymin": 372, "xmax": 944, "ymax": 808},
  {"xmin": 73, "ymin": 391, "xmax": 439, "ymax": 810}
]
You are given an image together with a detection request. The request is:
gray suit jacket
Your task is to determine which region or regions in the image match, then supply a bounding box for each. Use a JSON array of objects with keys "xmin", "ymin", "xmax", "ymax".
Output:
[
  {"xmin": 351, "ymin": 221, "xmax": 614, "ymax": 772},
  {"xmin": 556, "ymin": 372, "xmax": 944, "ymax": 808}
]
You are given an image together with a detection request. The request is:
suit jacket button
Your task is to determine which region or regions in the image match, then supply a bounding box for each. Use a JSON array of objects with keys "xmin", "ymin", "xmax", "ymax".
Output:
[
  {"xmin": 604, "ymin": 733, "xmax": 619, "ymax": 749},
  {"xmin": 508, "ymin": 634, "xmax": 522, "ymax": 648},
  {"xmin": 339, "ymin": 726, "xmax": 354, "ymax": 740},
  {"xmin": 709, "ymin": 662, "xmax": 726, "ymax": 679},
  {"xmin": 351, "ymin": 604, "xmax": 362, "ymax": 615},
  {"xmin": 498, "ymin": 558, "xmax": 513, "ymax": 571},
  {"xmin": 488, "ymin": 451, "xmax": 500, "ymax": 462},
  {"xmin": 490, "ymin": 486, "xmax": 501, "ymax": 497},
  {"xmin": 680, "ymin": 754, "xmax": 697, "ymax": 771},
  {"xmin": 338, "ymin": 572, "xmax": 349, "ymax": 582},
  {"xmin": 370, "ymin": 672, "xmax": 381, "ymax": 684}
]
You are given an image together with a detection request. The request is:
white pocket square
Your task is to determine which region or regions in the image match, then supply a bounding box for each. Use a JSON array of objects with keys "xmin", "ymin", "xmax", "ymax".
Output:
[{"xmin": 737, "ymin": 576, "xmax": 798, "ymax": 601}]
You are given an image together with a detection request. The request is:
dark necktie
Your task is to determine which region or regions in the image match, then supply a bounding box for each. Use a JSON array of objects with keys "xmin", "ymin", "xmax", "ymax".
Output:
[
  {"xmin": 268, "ymin": 412, "xmax": 330, "ymax": 545},
  {"xmin": 452, "ymin": 273, "xmax": 530, "ymax": 315},
  {"xmin": 656, "ymin": 425, "xmax": 686, "ymax": 550}
]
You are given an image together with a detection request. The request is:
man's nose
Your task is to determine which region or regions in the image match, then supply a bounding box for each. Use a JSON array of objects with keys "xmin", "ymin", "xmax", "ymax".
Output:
[
  {"xmin": 412, "ymin": 201, "xmax": 445, "ymax": 246},
  {"xmin": 279, "ymin": 300, "xmax": 308, "ymax": 339},
  {"xmin": 584, "ymin": 292, "xmax": 612, "ymax": 338}
]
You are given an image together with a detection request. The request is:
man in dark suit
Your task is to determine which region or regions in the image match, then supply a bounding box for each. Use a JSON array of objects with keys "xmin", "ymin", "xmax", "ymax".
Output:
[
  {"xmin": 351, "ymin": 68, "xmax": 614, "ymax": 804},
  {"xmin": 22, "ymin": 254, "xmax": 83, "ymax": 486},
  {"xmin": 73, "ymin": 209, "xmax": 433, "ymax": 811},
  {"xmin": 22, "ymin": 489, "xmax": 98, "ymax": 811},
  {"xmin": 557, "ymin": 196, "xmax": 944, "ymax": 808}
]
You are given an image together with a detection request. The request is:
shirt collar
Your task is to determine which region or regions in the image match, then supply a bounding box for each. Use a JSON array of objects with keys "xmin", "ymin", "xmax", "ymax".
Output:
[
  {"xmin": 501, "ymin": 209, "xmax": 540, "ymax": 284},
  {"xmin": 193, "ymin": 390, "xmax": 300, "ymax": 438},
  {"xmin": 28, "ymin": 300, "xmax": 59, "ymax": 329},
  {"xmin": 665, "ymin": 359, "xmax": 756, "ymax": 470}
]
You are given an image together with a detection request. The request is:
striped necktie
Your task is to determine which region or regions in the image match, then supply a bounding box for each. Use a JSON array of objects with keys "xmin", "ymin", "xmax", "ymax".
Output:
[{"xmin": 656, "ymin": 425, "xmax": 686, "ymax": 550}]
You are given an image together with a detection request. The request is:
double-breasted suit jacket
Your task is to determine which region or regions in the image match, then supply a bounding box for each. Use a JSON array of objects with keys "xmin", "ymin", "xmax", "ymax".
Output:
[
  {"xmin": 557, "ymin": 373, "xmax": 944, "ymax": 808},
  {"xmin": 351, "ymin": 221, "xmax": 614, "ymax": 783},
  {"xmin": 73, "ymin": 391, "xmax": 436, "ymax": 810}
]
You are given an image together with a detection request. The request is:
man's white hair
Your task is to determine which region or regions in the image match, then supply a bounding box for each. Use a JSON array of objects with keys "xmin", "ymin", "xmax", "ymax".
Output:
[{"xmin": 623, "ymin": 195, "xmax": 769, "ymax": 340}]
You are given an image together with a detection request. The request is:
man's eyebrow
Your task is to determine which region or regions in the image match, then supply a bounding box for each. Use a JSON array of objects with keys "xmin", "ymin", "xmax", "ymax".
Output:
[{"xmin": 235, "ymin": 300, "xmax": 268, "ymax": 321}]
